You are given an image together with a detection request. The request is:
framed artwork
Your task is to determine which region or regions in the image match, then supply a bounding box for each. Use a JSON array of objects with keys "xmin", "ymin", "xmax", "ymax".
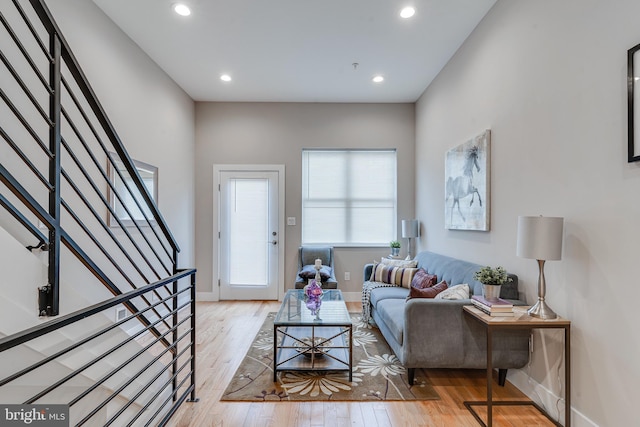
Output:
[
  {"xmin": 108, "ymin": 155, "xmax": 158, "ymax": 227},
  {"xmin": 444, "ymin": 130, "xmax": 490, "ymax": 231},
  {"xmin": 628, "ymin": 43, "xmax": 640, "ymax": 162}
]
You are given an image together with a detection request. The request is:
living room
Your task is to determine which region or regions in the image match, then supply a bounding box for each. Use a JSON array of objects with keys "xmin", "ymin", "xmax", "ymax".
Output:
[{"xmin": 10, "ymin": 0, "xmax": 639, "ymax": 426}]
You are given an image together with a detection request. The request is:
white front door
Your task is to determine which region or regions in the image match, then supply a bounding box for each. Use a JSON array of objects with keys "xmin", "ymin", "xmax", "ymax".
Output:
[{"xmin": 218, "ymin": 169, "xmax": 281, "ymax": 300}]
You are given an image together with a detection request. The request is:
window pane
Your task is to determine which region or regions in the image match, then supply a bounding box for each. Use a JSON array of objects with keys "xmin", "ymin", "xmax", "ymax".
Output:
[
  {"xmin": 229, "ymin": 179, "xmax": 268, "ymax": 285},
  {"xmin": 302, "ymin": 149, "xmax": 397, "ymax": 245},
  {"xmin": 350, "ymin": 206, "xmax": 395, "ymax": 244},
  {"xmin": 350, "ymin": 152, "xmax": 395, "ymax": 198},
  {"xmin": 306, "ymin": 152, "xmax": 347, "ymax": 199},
  {"xmin": 302, "ymin": 207, "xmax": 346, "ymax": 243}
]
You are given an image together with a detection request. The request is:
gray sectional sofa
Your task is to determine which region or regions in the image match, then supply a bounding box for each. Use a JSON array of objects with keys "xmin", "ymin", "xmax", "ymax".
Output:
[{"xmin": 363, "ymin": 251, "xmax": 530, "ymax": 385}]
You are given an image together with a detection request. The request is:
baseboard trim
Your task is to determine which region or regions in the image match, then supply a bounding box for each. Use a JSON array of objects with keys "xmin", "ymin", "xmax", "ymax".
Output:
[
  {"xmin": 196, "ymin": 292, "xmax": 218, "ymax": 302},
  {"xmin": 508, "ymin": 369, "xmax": 599, "ymax": 427}
]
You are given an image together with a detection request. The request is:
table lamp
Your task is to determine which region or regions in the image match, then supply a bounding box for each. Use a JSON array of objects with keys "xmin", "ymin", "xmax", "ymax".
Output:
[
  {"xmin": 401, "ymin": 219, "xmax": 419, "ymax": 260},
  {"xmin": 516, "ymin": 216, "xmax": 564, "ymax": 319}
]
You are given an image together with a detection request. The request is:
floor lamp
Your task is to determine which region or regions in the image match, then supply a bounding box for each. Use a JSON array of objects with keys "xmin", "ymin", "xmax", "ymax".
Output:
[
  {"xmin": 402, "ymin": 219, "xmax": 419, "ymax": 260},
  {"xmin": 516, "ymin": 216, "xmax": 564, "ymax": 319}
]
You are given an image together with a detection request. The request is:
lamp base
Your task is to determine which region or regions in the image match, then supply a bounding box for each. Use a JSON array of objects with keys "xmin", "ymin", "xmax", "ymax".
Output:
[{"xmin": 527, "ymin": 299, "xmax": 557, "ymax": 319}]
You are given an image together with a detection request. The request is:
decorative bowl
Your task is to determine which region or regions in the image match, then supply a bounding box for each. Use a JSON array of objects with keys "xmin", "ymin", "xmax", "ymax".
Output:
[{"xmin": 294, "ymin": 337, "xmax": 333, "ymax": 358}]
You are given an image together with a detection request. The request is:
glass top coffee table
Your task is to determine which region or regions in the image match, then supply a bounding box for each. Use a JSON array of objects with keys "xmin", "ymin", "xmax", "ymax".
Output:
[{"xmin": 273, "ymin": 289, "xmax": 353, "ymax": 382}]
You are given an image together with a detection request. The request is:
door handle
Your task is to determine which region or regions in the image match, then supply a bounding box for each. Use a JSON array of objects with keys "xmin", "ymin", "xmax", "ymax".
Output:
[{"xmin": 272, "ymin": 240, "xmax": 278, "ymax": 245}]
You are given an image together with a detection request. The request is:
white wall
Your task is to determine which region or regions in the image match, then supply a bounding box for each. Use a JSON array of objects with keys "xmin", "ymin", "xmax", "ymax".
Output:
[
  {"xmin": 47, "ymin": 0, "xmax": 196, "ymax": 270},
  {"xmin": 195, "ymin": 102, "xmax": 415, "ymax": 299},
  {"xmin": 0, "ymin": 227, "xmax": 47, "ymax": 332},
  {"xmin": 415, "ymin": 0, "xmax": 640, "ymax": 425}
]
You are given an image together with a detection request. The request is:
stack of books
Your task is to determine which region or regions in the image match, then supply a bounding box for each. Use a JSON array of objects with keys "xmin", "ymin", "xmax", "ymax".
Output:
[{"xmin": 471, "ymin": 295, "xmax": 514, "ymax": 316}]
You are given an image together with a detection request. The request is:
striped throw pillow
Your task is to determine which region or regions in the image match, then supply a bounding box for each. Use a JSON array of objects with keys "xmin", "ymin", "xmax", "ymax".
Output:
[{"xmin": 370, "ymin": 262, "xmax": 419, "ymax": 288}]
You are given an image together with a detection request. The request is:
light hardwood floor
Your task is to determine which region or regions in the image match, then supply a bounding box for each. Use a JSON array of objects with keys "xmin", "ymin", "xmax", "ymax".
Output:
[{"xmin": 167, "ymin": 301, "xmax": 555, "ymax": 426}]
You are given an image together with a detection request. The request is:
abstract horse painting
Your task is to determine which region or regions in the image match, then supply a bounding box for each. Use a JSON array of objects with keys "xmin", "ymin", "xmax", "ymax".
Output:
[{"xmin": 444, "ymin": 130, "xmax": 490, "ymax": 231}]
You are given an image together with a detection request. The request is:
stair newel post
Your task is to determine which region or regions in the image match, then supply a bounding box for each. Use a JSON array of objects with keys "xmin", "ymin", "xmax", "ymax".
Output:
[
  {"xmin": 188, "ymin": 270, "xmax": 199, "ymax": 402},
  {"xmin": 172, "ymin": 264, "xmax": 178, "ymax": 402},
  {"xmin": 45, "ymin": 32, "xmax": 62, "ymax": 317}
]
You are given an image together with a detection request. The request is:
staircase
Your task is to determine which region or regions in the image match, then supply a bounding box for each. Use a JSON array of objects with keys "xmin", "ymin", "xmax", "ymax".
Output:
[{"xmin": 0, "ymin": 0, "xmax": 197, "ymax": 425}]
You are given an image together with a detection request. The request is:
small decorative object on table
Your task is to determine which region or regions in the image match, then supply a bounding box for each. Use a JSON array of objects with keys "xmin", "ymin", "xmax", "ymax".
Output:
[
  {"xmin": 304, "ymin": 259, "xmax": 324, "ymax": 316},
  {"xmin": 473, "ymin": 265, "xmax": 512, "ymax": 301},
  {"xmin": 471, "ymin": 295, "xmax": 514, "ymax": 317},
  {"xmin": 390, "ymin": 240, "xmax": 401, "ymax": 257},
  {"xmin": 313, "ymin": 258, "xmax": 322, "ymax": 283},
  {"xmin": 401, "ymin": 219, "xmax": 419, "ymax": 260},
  {"xmin": 294, "ymin": 336, "xmax": 333, "ymax": 358}
]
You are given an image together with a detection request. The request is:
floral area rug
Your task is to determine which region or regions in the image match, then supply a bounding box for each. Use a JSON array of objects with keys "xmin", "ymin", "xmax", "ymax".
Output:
[{"xmin": 220, "ymin": 313, "xmax": 440, "ymax": 401}]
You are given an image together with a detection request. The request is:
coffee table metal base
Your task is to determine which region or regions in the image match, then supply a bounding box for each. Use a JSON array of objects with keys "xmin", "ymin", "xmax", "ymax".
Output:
[{"xmin": 273, "ymin": 325, "xmax": 352, "ymax": 382}]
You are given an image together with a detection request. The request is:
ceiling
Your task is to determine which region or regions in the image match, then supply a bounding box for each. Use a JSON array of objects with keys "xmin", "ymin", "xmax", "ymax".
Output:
[{"xmin": 92, "ymin": 0, "xmax": 496, "ymax": 103}]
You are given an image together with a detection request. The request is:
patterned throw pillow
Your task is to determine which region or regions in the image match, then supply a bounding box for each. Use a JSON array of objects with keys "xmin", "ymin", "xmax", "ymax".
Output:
[
  {"xmin": 434, "ymin": 283, "xmax": 470, "ymax": 300},
  {"xmin": 369, "ymin": 262, "xmax": 418, "ymax": 288},
  {"xmin": 406, "ymin": 280, "xmax": 448, "ymax": 300},
  {"xmin": 410, "ymin": 269, "xmax": 438, "ymax": 289},
  {"xmin": 379, "ymin": 257, "xmax": 418, "ymax": 268}
]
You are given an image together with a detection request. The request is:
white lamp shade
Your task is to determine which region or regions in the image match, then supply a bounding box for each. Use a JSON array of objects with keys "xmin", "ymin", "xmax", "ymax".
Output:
[
  {"xmin": 401, "ymin": 219, "xmax": 419, "ymax": 238},
  {"xmin": 516, "ymin": 216, "xmax": 564, "ymax": 260}
]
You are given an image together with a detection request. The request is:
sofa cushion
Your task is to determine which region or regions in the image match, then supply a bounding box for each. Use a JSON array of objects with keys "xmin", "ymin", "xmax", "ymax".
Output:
[
  {"xmin": 375, "ymin": 298, "xmax": 406, "ymax": 345},
  {"xmin": 369, "ymin": 285, "xmax": 410, "ymax": 307},
  {"xmin": 435, "ymin": 283, "xmax": 470, "ymax": 300},
  {"xmin": 370, "ymin": 263, "xmax": 418, "ymax": 288},
  {"xmin": 393, "ymin": 267, "xmax": 419, "ymax": 288},
  {"xmin": 411, "ymin": 269, "xmax": 438, "ymax": 289},
  {"xmin": 406, "ymin": 280, "xmax": 448, "ymax": 299},
  {"xmin": 380, "ymin": 258, "xmax": 418, "ymax": 268}
]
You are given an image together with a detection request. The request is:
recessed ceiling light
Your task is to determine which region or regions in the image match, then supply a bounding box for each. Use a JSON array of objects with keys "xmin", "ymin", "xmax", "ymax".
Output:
[
  {"xmin": 400, "ymin": 7, "xmax": 416, "ymax": 19},
  {"xmin": 172, "ymin": 3, "xmax": 191, "ymax": 17},
  {"xmin": 220, "ymin": 74, "xmax": 232, "ymax": 82},
  {"xmin": 372, "ymin": 75, "xmax": 384, "ymax": 83}
]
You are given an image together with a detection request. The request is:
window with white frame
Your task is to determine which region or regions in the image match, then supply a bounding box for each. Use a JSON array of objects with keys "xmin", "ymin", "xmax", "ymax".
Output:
[{"xmin": 302, "ymin": 149, "xmax": 397, "ymax": 246}]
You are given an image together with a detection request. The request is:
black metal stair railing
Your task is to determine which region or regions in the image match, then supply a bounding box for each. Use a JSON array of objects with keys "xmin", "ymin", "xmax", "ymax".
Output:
[
  {"xmin": 0, "ymin": 0, "xmax": 198, "ymax": 424},
  {"xmin": 0, "ymin": 269, "xmax": 198, "ymax": 426},
  {"xmin": 1, "ymin": 0, "xmax": 180, "ymax": 316}
]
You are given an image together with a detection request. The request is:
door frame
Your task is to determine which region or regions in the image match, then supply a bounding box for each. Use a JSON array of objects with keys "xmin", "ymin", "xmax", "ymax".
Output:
[{"xmin": 212, "ymin": 164, "xmax": 285, "ymax": 301}]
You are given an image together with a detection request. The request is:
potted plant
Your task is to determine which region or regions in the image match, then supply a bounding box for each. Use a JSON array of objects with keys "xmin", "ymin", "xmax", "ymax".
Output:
[
  {"xmin": 390, "ymin": 240, "xmax": 401, "ymax": 257},
  {"xmin": 474, "ymin": 266, "xmax": 512, "ymax": 301}
]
